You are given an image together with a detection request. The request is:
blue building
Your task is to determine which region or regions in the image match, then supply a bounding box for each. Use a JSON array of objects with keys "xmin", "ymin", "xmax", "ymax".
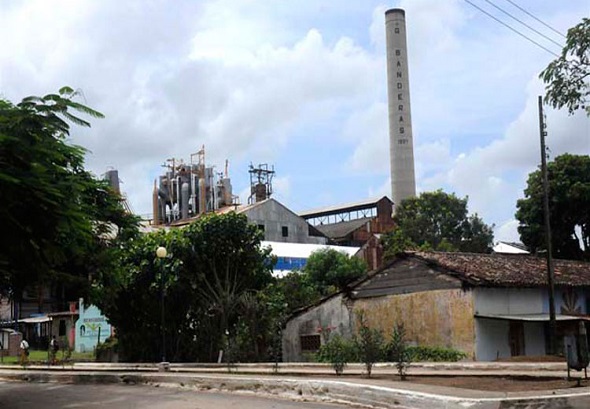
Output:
[{"xmin": 75, "ymin": 298, "xmax": 111, "ymax": 353}]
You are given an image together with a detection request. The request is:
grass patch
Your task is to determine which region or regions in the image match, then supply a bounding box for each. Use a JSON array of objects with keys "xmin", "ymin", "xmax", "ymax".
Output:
[{"xmin": 0, "ymin": 349, "xmax": 95, "ymax": 365}]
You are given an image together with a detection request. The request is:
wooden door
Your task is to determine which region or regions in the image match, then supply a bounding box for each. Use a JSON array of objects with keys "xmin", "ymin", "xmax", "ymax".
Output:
[{"xmin": 509, "ymin": 321, "xmax": 525, "ymax": 356}]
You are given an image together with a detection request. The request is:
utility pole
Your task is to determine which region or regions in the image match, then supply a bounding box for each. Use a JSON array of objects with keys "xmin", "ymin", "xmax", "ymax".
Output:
[{"xmin": 538, "ymin": 95, "xmax": 557, "ymax": 355}]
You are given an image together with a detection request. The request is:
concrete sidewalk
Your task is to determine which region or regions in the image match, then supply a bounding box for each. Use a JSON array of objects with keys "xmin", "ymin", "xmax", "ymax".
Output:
[
  {"xmin": 0, "ymin": 361, "xmax": 582, "ymax": 378},
  {"xmin": 1, "ymin": 365, "xmax": 590, "ymax": 409}
]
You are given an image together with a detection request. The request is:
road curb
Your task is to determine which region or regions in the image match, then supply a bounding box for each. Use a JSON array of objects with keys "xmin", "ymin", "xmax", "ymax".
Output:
[{"xmin": 2, "ymin": 371, "xmax": 590, "ymax": 409}]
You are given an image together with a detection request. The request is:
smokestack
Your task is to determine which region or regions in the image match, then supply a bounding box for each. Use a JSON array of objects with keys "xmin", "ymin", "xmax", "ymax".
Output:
[
  {"xmin": 152, "ymin": 179, "xmax": 160, "ymax": 225},
  {"xmin": 385, "ymin": 8, "xmax": 416, "ymax": 209}
]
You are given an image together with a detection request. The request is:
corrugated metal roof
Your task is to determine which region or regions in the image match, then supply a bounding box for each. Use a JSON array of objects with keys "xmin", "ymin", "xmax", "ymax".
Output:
[
  {"xmin": 18, "ymin": 316, "xmax": 51, "ymax": 324},
  {"xmin": 299, "ymin": 196, "xmax": 391, "ymax": 218},
  {"xmin": 315, "ymin": 218, "xmax": 372, "ymax": 239}
]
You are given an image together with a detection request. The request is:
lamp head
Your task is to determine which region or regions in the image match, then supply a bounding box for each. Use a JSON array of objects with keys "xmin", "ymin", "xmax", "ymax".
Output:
[{"xmin": 156, "ymin": 246, "xmax": 167, "ymax": 259}]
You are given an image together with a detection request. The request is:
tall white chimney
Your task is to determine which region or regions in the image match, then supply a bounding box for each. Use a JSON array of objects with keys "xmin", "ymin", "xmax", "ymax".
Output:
[{"xmin": 385, "ymin": 8, "xmax": 416, "ymax": 208}]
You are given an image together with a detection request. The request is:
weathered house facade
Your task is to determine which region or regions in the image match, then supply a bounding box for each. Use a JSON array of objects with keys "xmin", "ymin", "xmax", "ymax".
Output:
[{"xmin": 283, "ymin": 252, "xmax": 590, "ymax": 362}]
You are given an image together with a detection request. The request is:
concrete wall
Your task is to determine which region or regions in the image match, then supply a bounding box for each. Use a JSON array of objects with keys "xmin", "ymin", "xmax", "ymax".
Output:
[
  {"xmin": 553, "ymin": 287, "xmax": 587, "ymax": 314},
  {"xmin": 475, "ymin": 318, "xmax": 510, "ymax": 361},
  {"xmin": 76, "ymin": 299, "xmax": 111, "ymax": 353},
  {"xmin": 244, "ymin": 199, "xmax": 327, "ymax": 245},
  {"xmin": 354, "ymin": 288, "xmax": 475, "ymax": 359},
  {"xmin": 474, "ymin": 319, "xmax": 546, "ymax": 361},
  {"xmin": 474, "ymin": 288, "xmax": 547, "ymax": 360},
  {"xmin": 51, "ymin": 316, "xmax": 77, "ymax": 349},
  {"xmin": 474, "ymin": 287, "xmax": 543, "ymax": 315},
  {"xmin": 283, "ymin": 294, "xmax": 353, "ymax": 362}
]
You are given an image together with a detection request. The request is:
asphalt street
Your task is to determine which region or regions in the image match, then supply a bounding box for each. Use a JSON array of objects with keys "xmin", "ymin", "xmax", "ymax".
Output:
[{"xmin": 0, "ymin": 382, "xmax": 351, "ymax": 409}]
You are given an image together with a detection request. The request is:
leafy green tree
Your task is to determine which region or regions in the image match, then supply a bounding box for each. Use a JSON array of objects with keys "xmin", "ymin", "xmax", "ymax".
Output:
[
  {"xmin": 540, "ymin": 18, "xmax": 590, "ymax": 115},
  {"xmin": 317, "ymin": 334, "xmax": 356, "ymax": 376},
  {"xmin": 95, "ymin": 212, "xmax": 273, "ymax": 362},
  {"xmin": 303, "ymin": 248, "xmax": 367, "ymax": 295},
  {"xmin": 272, "ymin": 272, "xmax": 321, "ymax": 312},
  {"xmin": 385, "ymin": 323, "xmax": 411, "ymax": 380},
  {"xmin": 516, "ymin": 154, "xmax": 590, "ymax": 260},
  {"xmin": 0, "ymin": 87, "xmax": 137, "ymax": 306},
  {"xmin": 354, "ymin": 310, "xmax": 385, "ymax": 378},
  {"xmin": 381, "ymin": 228, "xmax": 416, "ymax": 261},
  {"xmin": 386, "ymin": 190, "xmax": 494, "ymax": 254}
]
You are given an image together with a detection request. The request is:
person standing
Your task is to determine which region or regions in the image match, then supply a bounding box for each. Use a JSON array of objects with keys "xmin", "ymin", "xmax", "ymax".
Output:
[
  {"xmin": 49, "ymin": 335, "xmax": 59, "ymax": 365},
  {"xmin": 19, "ymin": 338, "xmax": 29, "ymax": 365}
]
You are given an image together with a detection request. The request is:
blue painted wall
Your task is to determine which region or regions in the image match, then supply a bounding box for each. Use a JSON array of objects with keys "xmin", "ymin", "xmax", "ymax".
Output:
[{"xmin": 75, "ymin": 298, "xmax": 111, "ymax": 353}]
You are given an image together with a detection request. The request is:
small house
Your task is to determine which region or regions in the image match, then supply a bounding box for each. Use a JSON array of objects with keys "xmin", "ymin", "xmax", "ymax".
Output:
[{"xmin": 283, "ymin": 252, "xmax": 590, "ymax": 361}]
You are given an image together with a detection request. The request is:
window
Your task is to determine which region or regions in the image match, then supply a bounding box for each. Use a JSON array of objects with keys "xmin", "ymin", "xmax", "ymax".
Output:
[
  {"xmin": 59, "ymin": 319, "xmax": 66, "ymax": 336},
  {"xmin": 300, "ymin": 334, "xmax": 321, "ymax": 352},
  {"xmin": 282, "ymin": 226, "xmax": 289, "ymax": 237}
]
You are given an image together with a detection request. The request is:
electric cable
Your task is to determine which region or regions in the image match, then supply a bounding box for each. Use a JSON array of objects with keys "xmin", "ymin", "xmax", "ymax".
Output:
[
  {"xmin": 483, "ymin": 0, "xmax": 563, "ymax": 48},
  {"xmin": 463, "ymin": 0, "xmax": 560, "ymax": 57},
  {"xmin": 503, "ymin": 0, "xmax": 566, "ymax": 38}
]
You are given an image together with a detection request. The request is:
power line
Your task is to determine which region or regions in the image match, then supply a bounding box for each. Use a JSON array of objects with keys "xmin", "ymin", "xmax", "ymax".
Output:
[
  {"xmin": 463, "ymin": 0, "xmax": 560, "ymax": 57},
  {"xmin": 503, "ymin": 0, "xmax": 566, "ymax": 38},
  {"xmin": 483, "ymin": 0, "xmax": 563, "ymax": 48}
]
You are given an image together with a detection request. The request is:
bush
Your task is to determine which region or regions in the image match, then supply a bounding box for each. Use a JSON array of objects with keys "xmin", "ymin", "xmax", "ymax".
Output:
[
  {"xmin": 96, "ymin": 337, "xmax": 118, "ymax": 362},
  {"xmin": 354, "ymin": 311, "xmax": 385, "ymax": 377},
  {"xmin": 406, "ymin": 345, "xmax": 467, "ymax": 362},
  {"xmin": 317, "ymin": 335, "xmax": 356, "ymax": 376},
  {"xmin": 385, "ymin": 323, "xmax": 411, "ymax": 380}
]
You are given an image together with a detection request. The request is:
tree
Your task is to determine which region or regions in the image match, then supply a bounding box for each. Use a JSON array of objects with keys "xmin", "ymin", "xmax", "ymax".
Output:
[
  {"xmin": 94, "ymin": 212, "xmax": 273, "ymax": 362},
  {"xmin": 386, "ymin": 323, "xmax": 411, "ymax": 380},
  {"xmin": 386, "ymin": 190, "xmax": 494, "ymax": 254},
  {"xmin": 540, "ymin": 18, "xmax": 590, "ymax": 115},
  {"xmin": 272, "ymin": 271, "xmax": 321, "ymax": 312},
  {"xmin": 354, "ymin": 310, "xmax": 385, "ymax": 378},
  {"xmin": 516, "ymin": 154, "xmax": 590, "ymax": 261},
  {"xmin": 0, "ymin": 87, "xmax": 137, "ymax": 306},
  {"xmin": 303, "ymin": 248, "xmax": 367, "ymax": 295},
  {"xmin": 317, "ymin": 334, "xmax": 356, "ymax": 376}
]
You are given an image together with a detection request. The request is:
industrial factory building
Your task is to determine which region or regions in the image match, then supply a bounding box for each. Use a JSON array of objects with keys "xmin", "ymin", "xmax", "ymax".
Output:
[
  {"xmin": 299, "ymin": 197, "xmax": 395, "ymax": 270},
  {"xmin": 149, "ymin": 150, "xmax": 331, "ymax": 248},
  {"xmin": 151, "ymin": 148, "xmax": 236, "ymax": 225}
]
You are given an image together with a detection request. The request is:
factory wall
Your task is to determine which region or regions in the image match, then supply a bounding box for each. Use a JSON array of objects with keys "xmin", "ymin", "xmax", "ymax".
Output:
[
  {"xmin": 242, "ymin": 199, "xmax": 328, "ymax": 245},
  {"xmin": 283, "ymin": 288, "xmax": 475, "ymax": 362},
  {"xmin": 282, "ymin": 294, "xmax": 353, "ymax": 362},
  {"xmin": 354, "ymin": 289, "xmax": 476, "ymax": 359}
]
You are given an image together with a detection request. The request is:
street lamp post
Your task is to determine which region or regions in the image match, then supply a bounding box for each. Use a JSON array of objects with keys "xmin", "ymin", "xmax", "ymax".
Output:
[{"xmin": 156, "ymin": 246, "xmax": 167, "ymax": 364}]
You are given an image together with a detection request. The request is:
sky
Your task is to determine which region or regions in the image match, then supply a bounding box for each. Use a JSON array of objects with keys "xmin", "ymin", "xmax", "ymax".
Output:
[{"xmin": 1, "ymin": 0, "xmax": 588, "ymax": 243}]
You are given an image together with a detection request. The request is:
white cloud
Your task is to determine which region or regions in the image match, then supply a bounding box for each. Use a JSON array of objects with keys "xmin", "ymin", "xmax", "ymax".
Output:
[
  {"xmin": 272, "ymin": 176, "xmax": 292, "ymax": 201},
  {"xmin": 0, "ymin": 0, "xmax": 385, "ymax": 216},
  {"xmin": 495, "ymin": 219, "xmax": 522, "ymax": 243},
  {"xmin": 0, "ymin": 0, "xmax": 587, "ymax": 241}
]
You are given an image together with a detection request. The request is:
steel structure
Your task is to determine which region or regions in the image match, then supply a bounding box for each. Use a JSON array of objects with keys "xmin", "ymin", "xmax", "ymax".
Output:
[
  {"xmin": 248, "ymin": 163, "xmax": 275, "ymax": 204},
  {"xmin": 152, "ymin": 146, "xmax": 235, "ymax": 225}
]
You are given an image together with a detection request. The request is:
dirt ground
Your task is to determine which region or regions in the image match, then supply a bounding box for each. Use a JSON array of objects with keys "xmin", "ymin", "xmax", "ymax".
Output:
[{"xmin": 378, "ymin": 375, "xmax": 590, "ymax": 392}]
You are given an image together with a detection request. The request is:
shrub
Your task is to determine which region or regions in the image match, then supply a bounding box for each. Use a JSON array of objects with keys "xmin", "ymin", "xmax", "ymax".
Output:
[
  {"xmin": 385, "ymin": 323, "xmax": 411, "ymax": 380},
  {"xmin": 354, "ymin": 311, "xmax": 385, "ymax": 378},
  {"xmin": 406, "ymin": 345, "xmax": 467, "ymax": 362},
  {"xmin": 96, "ymin": 337, "xmax": 118, "ymax": 362},
  {"xmin": 317, "ymin": 335, "xmax": 355, "ymax": 376}
]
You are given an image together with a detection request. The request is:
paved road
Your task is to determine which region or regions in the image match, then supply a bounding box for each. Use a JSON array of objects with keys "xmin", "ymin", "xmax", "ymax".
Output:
[{"xmin": 0, "ymin": 382, "xmax": 351, "ymax": 409}]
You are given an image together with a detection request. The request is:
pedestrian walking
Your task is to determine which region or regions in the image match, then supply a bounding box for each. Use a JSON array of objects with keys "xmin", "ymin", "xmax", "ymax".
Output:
[
  {"xmin": 49, "ymin": 335, "xmax": 59, "ymax": 365},
  {"xmin": 19, "ymin": 338, "xmax": 29, "ymax": 365}
]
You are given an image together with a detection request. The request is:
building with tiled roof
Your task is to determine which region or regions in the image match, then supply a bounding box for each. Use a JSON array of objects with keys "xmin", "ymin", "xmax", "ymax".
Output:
[{"xmin": 283, "ymin": 251, "xmax": 590, "ymax": 362}]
